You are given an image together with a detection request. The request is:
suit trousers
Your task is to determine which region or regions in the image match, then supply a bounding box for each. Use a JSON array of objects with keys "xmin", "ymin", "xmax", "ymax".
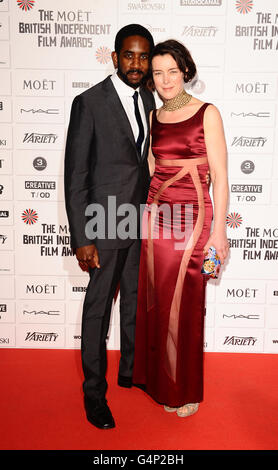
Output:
[{"xmin": 81, "ymin": 240, "xmax": 141, "ymax": 402}]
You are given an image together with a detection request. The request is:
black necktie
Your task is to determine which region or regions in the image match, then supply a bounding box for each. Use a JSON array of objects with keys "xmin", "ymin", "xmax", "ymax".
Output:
[{"xmin": 132, "ymin": 91, "xmax": 145, "ymax": 157}]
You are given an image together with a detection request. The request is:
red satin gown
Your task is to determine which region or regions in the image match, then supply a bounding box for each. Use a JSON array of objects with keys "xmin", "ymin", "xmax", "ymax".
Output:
[{"xmin": 133, "ymin": 102, "xmax": 213, "ymax": 407}]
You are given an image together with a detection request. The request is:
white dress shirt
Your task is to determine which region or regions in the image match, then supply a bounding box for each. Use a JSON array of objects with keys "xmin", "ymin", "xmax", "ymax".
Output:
[{"xmin": 110, "ymin": 71, "xmax": 147, "ymax": 152}]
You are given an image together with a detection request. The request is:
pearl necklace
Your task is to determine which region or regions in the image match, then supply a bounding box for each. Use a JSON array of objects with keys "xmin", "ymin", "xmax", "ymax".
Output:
[{"xmin": 162, "ymin": 89, "xmax": 192, "ymax": 112}]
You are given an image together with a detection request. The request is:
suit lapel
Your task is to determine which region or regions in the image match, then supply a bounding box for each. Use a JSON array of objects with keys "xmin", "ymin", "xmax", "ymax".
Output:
[
  {"xmin": 102, "ymin": 76, "xmax": 153, "ymax": 163},
  {"xmin": 103, "ymin": 77, "xmax": 139, "ymax": 160}
]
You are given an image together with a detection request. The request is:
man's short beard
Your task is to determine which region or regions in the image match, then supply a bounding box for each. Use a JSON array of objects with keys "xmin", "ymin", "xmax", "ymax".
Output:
[{"xmin": 117, "ymin": 66, "xmax": 145, "ymax": 89}]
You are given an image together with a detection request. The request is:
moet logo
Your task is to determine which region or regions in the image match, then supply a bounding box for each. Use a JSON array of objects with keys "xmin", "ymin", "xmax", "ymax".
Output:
[{"xmin": 235, "ymin": 82, "xmax": 269, "ymax": 94}]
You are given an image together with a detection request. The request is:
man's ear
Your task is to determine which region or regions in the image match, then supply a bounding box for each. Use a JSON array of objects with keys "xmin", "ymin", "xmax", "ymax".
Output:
[{"xmin": 111, "ymin": 51, "xmax": 118, "ymax": 69}]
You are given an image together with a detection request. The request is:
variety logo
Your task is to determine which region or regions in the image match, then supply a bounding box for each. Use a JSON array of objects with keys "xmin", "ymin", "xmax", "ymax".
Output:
[
  {"xmin": 231, "ymin": 136, "xmax": 267, "ymax": 147},
  {"xmin": 23, "ymin": 133, "xmax": 58, "ymax": 144},
  {"xmin": 95, "ymin": 46, "xmax": 111, "ymax": 64},
  {"xmin": 226, "ymin": 212, "xmax": 243, "ymax": 228},
  {"xmin": 21, "ymin": 208, "xmax": 38, "ymax": 225},
  {"xmin": 17, "ymin": 0, "xmax": 35, "ymax": 11},
  {"xmin": 182, "ymin": 25, "xmax": 218, "ymax": 37},
  {"xmin": 25, "ymin": 331, "xmax": 58, "ymax": 342},
  {"xmin": 235, "ymin": 0, "xmax": 253, "ymax": 14},
  {"xmin": 223, "ymin": 336, "xmax": 257, "ymax": 346}
]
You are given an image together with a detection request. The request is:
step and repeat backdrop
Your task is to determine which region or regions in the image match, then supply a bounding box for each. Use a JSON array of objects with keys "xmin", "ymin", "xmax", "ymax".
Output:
[{"xmin": 0, "ymin": 0, "xmax": 278, "ymax": 353}]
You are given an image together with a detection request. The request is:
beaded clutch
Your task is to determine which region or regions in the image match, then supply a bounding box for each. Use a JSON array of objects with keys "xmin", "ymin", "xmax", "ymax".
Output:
[{"xmin": 201, "ymin": 246, "xmax": 221, "ymax": 278}]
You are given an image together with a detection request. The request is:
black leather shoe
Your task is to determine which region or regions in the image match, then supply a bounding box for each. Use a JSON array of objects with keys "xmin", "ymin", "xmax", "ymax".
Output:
[
  {"xmin": 118, "ymin": 375, "xmax": 133, "ymax": 388},
  {"xmin": 84, "ymin": 397, "xmax": 115, "ymax": 429}
]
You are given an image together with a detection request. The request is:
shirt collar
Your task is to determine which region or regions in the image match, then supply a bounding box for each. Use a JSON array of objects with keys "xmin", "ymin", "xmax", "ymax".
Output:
[{"xmin": 111, "ymin": 71, "xmax": 140, "ymax": 97}]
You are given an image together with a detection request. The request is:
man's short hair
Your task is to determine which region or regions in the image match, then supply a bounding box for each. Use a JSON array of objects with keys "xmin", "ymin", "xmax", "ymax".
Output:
[{"xmin": 114, "ymin": 24, "xmax": 154, "ymax": 55}]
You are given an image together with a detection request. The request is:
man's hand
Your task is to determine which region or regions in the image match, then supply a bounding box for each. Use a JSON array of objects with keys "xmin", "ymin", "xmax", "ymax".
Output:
[{"xmin": 75, "ymin": 244, "xmax": 100, "ymax": 272}]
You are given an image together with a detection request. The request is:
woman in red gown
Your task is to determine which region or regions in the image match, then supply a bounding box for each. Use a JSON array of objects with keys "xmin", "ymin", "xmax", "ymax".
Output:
[{"xmin": 133, "ymin": 40, "xmax": 229, "ymax": 417}]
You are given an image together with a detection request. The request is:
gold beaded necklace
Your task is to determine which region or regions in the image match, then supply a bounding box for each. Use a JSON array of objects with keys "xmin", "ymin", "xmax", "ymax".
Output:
[{"xmin": 162, "ymin": 89, "xmax": 192, "ymax": 112}]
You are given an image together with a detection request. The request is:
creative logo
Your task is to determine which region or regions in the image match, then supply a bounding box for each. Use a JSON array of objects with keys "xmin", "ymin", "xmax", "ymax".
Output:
[
  {"xmin": 235, "ymin": 0, "xmax": 253, "ymax": 14},
  {"xmin": 17, "ymin": 0, "xmax": 35, "ymax": 11},
  {"xmin": 95, "ymin": 46, "xmax": 111, "ymax": 64},
  {"xmin": 21, "ymin": 208, "xmax": 38, "ymax": 225},
  {"xmin": 226, "ymin": 212, "xmax": 242, "ymax": 228}
]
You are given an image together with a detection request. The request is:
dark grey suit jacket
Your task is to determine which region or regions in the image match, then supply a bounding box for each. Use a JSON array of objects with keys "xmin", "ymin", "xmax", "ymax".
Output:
[{"xmin": 64, "ymin": 76, "xmax": 155, "ymax": 250}]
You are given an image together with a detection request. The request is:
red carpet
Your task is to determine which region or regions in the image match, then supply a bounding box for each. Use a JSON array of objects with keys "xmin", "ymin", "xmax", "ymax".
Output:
[{"xmin": 1, "ymin": 349, "xmax": 278, "ymax": 451}]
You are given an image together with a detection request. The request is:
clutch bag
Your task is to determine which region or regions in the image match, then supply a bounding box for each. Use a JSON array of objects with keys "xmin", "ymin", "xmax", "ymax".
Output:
[{"xmin": 201, "ymin": 246, "xmax": 221, "ymax": 278}]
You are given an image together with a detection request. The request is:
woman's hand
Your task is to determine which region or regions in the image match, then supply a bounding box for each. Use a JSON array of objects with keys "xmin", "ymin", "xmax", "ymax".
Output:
[{"xmin": 203, "ymin": 231, "xmax": 229, "ymax": 265}]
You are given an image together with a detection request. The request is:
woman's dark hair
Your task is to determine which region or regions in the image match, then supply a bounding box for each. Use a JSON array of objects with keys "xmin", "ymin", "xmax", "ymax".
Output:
[
  {"xmin": 147, "ymin": 39, "xmax": 197, "ymax": 91},
  {"xmin": 114, "ymin": 24, "xmax": 154, "ymax": 55}
]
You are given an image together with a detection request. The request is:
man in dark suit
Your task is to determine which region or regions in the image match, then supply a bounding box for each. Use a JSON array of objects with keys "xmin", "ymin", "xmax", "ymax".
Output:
[{"xmin": 64, "ymin": 24, "xmax": 155, "ymax": 429}]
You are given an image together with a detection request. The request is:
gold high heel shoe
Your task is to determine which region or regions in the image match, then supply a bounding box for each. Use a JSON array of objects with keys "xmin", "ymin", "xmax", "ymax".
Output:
[{"xmin": 176, "ymin": 403, "xmax": 199, "ymax": 417}]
